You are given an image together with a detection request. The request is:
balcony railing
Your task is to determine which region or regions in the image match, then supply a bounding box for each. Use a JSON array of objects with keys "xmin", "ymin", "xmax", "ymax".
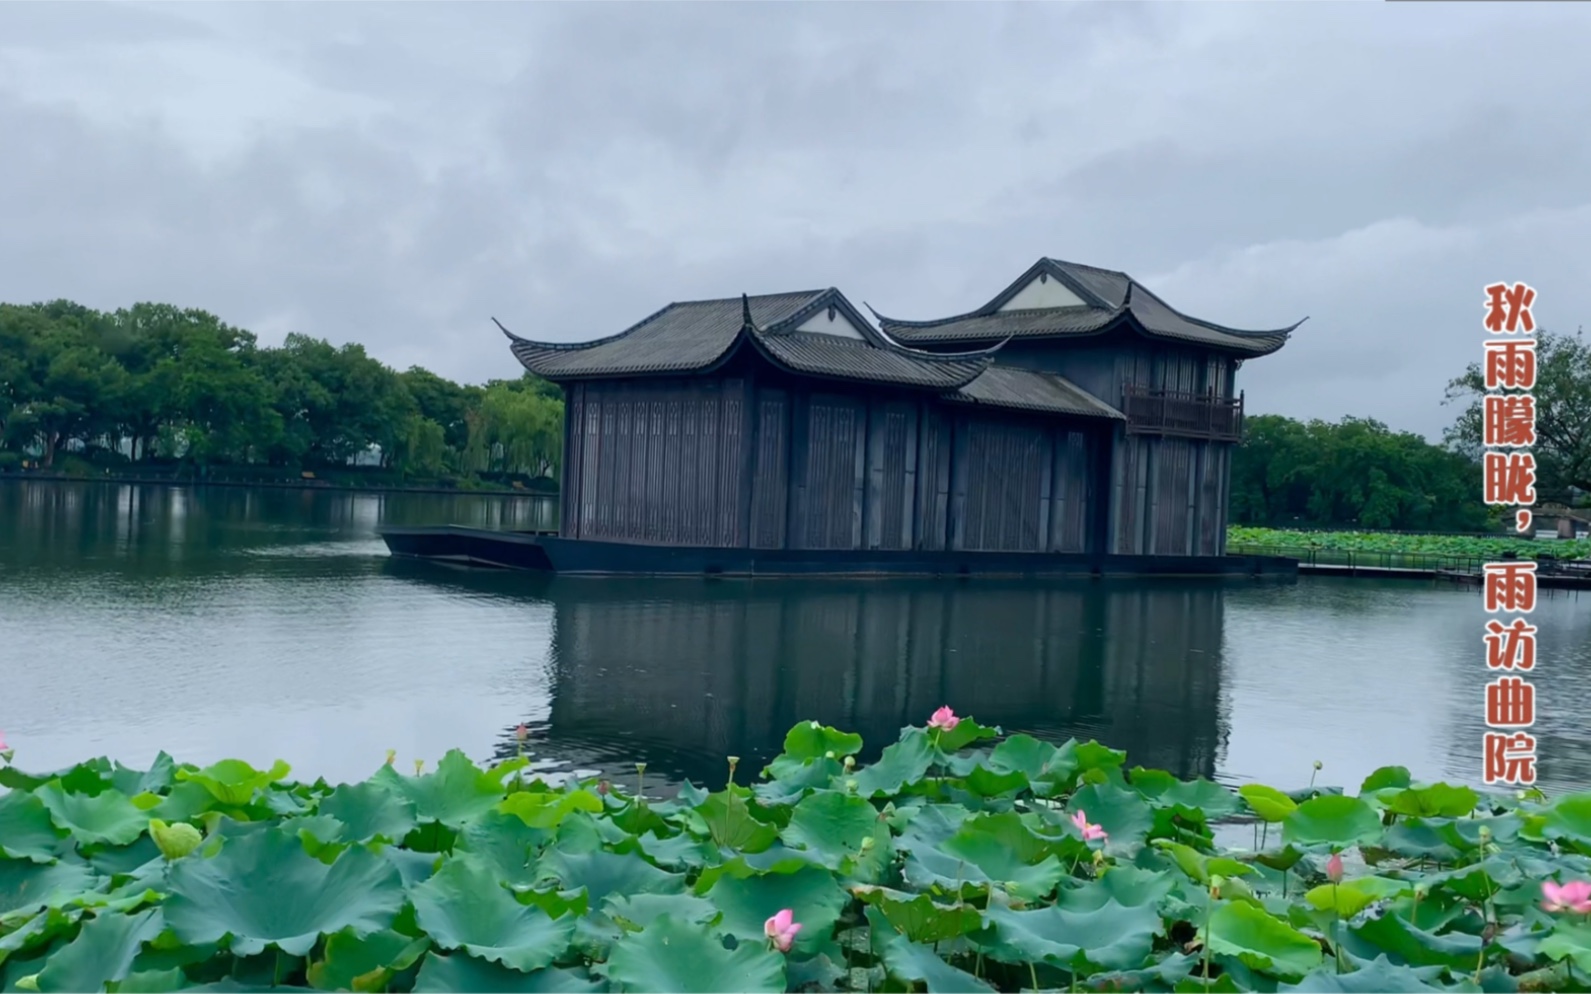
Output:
[{"xmin": 1121, "ymin": 386, "xmax": 1244, "ymax": 442}]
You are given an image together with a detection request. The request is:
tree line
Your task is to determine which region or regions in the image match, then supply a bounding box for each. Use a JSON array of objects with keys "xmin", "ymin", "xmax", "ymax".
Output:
[
  {"xmin": 1231, "ymin": 327, "xmax": 1590, "ymax": 531},
  {"xmin": 5, "ymin": 297, "xmax": 1586, "ymax": 529},
  {"xmin": 0, "ymin": 300, "xmax": 563, "ymax": 483}
]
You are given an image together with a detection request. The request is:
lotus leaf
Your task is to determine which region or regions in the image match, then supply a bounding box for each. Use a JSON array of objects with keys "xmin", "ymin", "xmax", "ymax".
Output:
[
  {"xmin": 163, "ymin": 826, "xmax": 404, "ymax": 956},
  {"xmin": 606, "ymin": 913, "xmax": 785, "ymax": 993}
]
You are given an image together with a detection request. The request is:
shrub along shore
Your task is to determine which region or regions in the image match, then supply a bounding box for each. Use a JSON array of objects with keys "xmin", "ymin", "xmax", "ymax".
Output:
[{"xmin": 0, "ymin": 716, "xmax": 1585, "ymax": 993}]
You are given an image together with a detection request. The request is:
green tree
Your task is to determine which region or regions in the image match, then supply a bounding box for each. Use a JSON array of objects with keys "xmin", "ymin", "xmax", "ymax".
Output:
[
  {"xmin": 1445, "ymin": 327, "xmax": 1591, "ymax": 503},
  {"xmin": 1230, "ymin": 414, "xmax": 1487, "ymax": 531}
]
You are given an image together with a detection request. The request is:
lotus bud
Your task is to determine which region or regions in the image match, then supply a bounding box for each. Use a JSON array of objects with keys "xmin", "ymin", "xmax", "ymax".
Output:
[
  {"xmin": 1326, "ymin": 852, "xmax": 1344, "ymax": 884},
  {"xmin": 860, "ymin": 835, "xmax": 875, "ymax": 852},
  {"xmin": 149, "ymin": 818, "xmax": 203, "ymax": 861},
  {"xmin": 514, "ymin": 724, "xmax": 529, "ymax": 743}
]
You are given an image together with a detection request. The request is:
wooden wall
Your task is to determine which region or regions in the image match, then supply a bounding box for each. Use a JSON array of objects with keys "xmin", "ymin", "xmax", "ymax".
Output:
[
  {"xmin": 561, "ymin": 372, "xmax": 1106, "ymax": 555},
  {"xmin": 996, "ymin": 337, "xmax": 1238, "ymax": 558},
  {"xmin": 562, "ymin": 378, "xmax": 749, "ymax": 547}
]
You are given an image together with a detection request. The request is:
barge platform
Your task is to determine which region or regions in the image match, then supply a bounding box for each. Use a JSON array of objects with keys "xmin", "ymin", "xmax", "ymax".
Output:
[{"xmin": 377, "ymin": 525, "xmax": 1301, "ymax": 580}]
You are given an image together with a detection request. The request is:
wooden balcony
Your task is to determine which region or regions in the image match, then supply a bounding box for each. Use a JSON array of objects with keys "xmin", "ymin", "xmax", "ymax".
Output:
[{"xmin": 1121, "ymin": 386, "xmax": 1244, "ymax": 442}]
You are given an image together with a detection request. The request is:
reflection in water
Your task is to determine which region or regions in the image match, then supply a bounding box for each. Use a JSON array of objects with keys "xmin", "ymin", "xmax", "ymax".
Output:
[
  {"xmin": 394, "ymin": 564, "xmax": 1229, "ymax": 790},
  {"xmin": 7, "ymin": 481, "xmax": 1591, "ymax": 798}
]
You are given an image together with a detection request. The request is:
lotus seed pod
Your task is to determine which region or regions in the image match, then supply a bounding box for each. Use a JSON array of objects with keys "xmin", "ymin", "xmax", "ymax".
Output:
[
  {"xmin": 1210, "ymin": 874, "xmax": 1225, "ymax": 898},
  {"xmin": 1478, "ymin": 826, "xmax": 1492, "ymax": 843},
  {"xmin": 843, "ymin": 756, "xmax": 856, "ymax": 770},
  {"xmin": 825, "ymin": 751, "xmax": 836, "ymax": 760},
  {"xmin": 384, "ymin": 749, "xmax": 396, "ymax": 767},
  {"xmin": 860, "ymin": 835, "xmax": 875, "ymax": 851},
  {"xmin": 845, "ymin": 778, "xmax": 858, "ymax": 793},
  {"xmin": 1313, "ymin": 760, "xmax": 1323, "ymax": 771},
  {"xmin": 150, "ymin": 818, "xmax": 204, "ymax": 861}
]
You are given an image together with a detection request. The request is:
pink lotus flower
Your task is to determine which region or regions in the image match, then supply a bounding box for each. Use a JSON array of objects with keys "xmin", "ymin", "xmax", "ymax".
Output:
[
  {"xmin": 0, "ymin": 730, "xmax": 7, "ymax": 751},
  {"xmin": 1071, "ymin": 809, "xmax": 1107, "ymax": 842},
  {"xmin": 927, "ymin": 707, "xmax": 960, "ymax": 732},
  {"xmin": 1543, "ymin": 880, "xmax": 1591, "ymax": 914},
  {"xmin": 1326, "ymin": 852, "xmax": 1344, "ymax": 884},
  {"xmin": 764, "ymin": 908, "xmax": 802, "ymax": 952}
]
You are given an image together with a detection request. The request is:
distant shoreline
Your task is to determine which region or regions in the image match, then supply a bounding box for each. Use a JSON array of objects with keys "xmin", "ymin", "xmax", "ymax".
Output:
[{"xmin": 0, "ymin": 472, "xmax": 557, "ymax": 499}]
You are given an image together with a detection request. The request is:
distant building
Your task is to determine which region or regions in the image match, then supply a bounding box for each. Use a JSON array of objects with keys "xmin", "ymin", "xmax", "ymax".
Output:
[{"xmin": 498, "ymin": 257, "xmax": 1301, "ymax": 570}]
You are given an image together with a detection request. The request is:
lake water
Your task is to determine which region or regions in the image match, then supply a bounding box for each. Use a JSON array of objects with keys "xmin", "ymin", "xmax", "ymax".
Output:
[{"xmin": 3, "ymin": 480, "xmax": 1589, "ymax": 798}]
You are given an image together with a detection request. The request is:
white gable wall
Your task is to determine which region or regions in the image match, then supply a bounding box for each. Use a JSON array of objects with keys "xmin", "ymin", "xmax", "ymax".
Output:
[
  {"xmin": 998, "ymin": 277, "xmax": 1086, "ymax": 311},
  {"xmin": 794, "ymin": 309, "xmax": 866, "ymax": 340}
]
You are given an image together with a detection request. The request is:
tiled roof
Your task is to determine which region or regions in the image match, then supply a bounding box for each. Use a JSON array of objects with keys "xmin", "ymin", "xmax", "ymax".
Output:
[
  {"xmin": 501, "ymin": 288, "xmax": 994, "ymax": 390},
  {"xmin": 948, "ymin": 364, "xmax": 1124, "ymax": 420},
  {"xmin": 872, "ymin": 258, "xmax": 1303, "ymax": 356}
]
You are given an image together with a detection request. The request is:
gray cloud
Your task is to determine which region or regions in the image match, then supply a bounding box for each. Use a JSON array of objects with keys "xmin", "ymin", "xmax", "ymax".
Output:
[{"xmin": 2, "ymin": 1, "xmax": 1588, "ymax": 439}]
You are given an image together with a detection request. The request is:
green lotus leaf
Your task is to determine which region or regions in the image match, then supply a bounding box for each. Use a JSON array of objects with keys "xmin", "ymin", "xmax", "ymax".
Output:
[
  {"xmin": 411, "ymin": 951, "xmax": 605, "ymax": 993},
  {"xmin": 1207, "ymin": 901, "xmax": 1323, "ymax": 981},
  {"xmin": 453, "ymin": 809, "xmax": 549, "ymax": 887},
  {"xmin": 932, "ymin": 717, "xmax": 1000, "ymax": 754},
  {"xmin": 1128, "ymin": 768, "xmax": 1244, "ymax": 819},
  {"xmin": 1068, "ymin": 782, "xmax": 1155, "ymax": 850},
  {"xmin": 851, "ymin": 729, "xmax": 934, "ymax": 798},
  {"xmin": 1538, "ymin": 920, "xmax": 1591, "ymax": 973},
  {"xmin": 602, "ymin": 892, "xmax": 719, "ymax": 930},
  {"xmin": 1379, "ymin": 784, "xmax": 1480, "ymax": 819},
  {"xmin": 0, "ymin": 908, "xmax": 74, "ymax": 969},
  {"xmin": 410, "ymin": 856, "xmax": 575, "ymax": 972},
  {"xmin": 499, "ymin": 789, "xmax": 603, "ymax": 830},
  {"xmin": 704, "ymin": 863, "xmax": 849, "ymax": 954},
  {"xmin": 1285, "ymin": 952, "xmax": 1447, "ymax": 992},
  {"xmin": 1068, "ymin": 740, "xmax": 1129, "ymax": 777},
  {"xmin": 0, "ymin": 859, "xmax": 103, "ymax": 920},
  {"xmin": 1358, "ymin": 766, "xmax": 1412, "ymax": 794},
  {"xmin": 607, "ymin": 913, "xmax": 785, "ymax": 993},
  {"xmin": 962, "ymin": 764, "xmax": 1030, "ymax": 798},
  {"xmin": 779, "ymin": 790, "xmax": 877, "ymax": 864},
  {"xmin": 1057, "ymin": 866, "xmax": 1177, "ymax": 911},
  {"xmin": 1239, "ymin": 784, "xmax": 1298, "ymax": 823},
  {"xmin": 33, "ymin": 907, "xmax": 162, "ymax": 993},
  {"xmin": 1283, "ymin": 795, "xmax": 1381, "ymax": 849},
  {"xmin": 1378, "ymin": 820, "xmax": 1460, "ymax": 863},
  {"xmin": 695, "ymin": 791, "xmax": 779, "ymax": 854},
  {"xmin": 0, "ymin": 791, "xmax": 67, "ymax": 863},
  {"xmin": 867, "ymin": 907, "xmax": 995, "ymax": 993},
  {"xmin": 314, "ymin": 782, "xmax": 419, "ymax": 844},
  {"xmin": 973, "ymin": 897, "xmax": 1161, "ymax": 974},
  {"xmin": 304, "ymin": 927, "xmax": 429, "ymax": 992},
  {"xmin": 854, "ymin": 886, "xmax": 983, "ymax": 944},
  {"xmin": 986, "ymin": 734, "xmax": 1068, "ymax": 783},
  {"xmin": 367, "ymin": 751, "xmax": 521, "ymax": 828},
  {"xmin": 1534, "ymin": 793, "xmax": 1591, "ymax": 849},
  {"xmin": 142, "ymin": 782, "xmax": 221, "ymax": 825},
  {"xmin": 769, "ymin": 721, "xmax": 864, "ymax": 775},
  {"xmin": 34, "ymin": 784, "xmax": 147, "ymax": 847},
  {"xmin": 1348, "ymin": 911, "xmax": 1480, "ymax": 969},
  {"xmin": 113, "ymin": 968, "xmax": 190, "ymax": 993},
  {"xmin": 536, "ymin": 848, "xmax": 686, "ymax": 904},
  {"xmin": 1303, "ymin": 877, "xmax": 1411, "ymax": 918},
  {"xmin": 909, "ymin": 812, "xmax": 1069, "ymax": 901},
  {"xmin": 175, "ymin": 759, "xmax": 292, "ymax": 807},
  {"xmin": 753, "ymin": 757, "xmax": 843, "ymax": 805},
  {"xmin": 163, "ymin": 824, "xmax": 404, "ymax": 957},
  {"xmin": 635, "ymin": 831, "xmax": 715, "ymax": 871}
]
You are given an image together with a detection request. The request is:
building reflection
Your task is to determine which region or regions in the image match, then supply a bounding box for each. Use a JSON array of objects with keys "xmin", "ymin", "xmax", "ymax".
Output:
[{"xmin": 525, "ymin": 576, "xmax": 1229, "ymax": 789}]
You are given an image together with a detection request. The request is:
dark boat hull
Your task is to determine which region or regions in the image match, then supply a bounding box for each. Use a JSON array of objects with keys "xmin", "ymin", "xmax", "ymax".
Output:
[{"xmin": 377, "ymin": 526, "xmax": 1299, "ymax": 580}]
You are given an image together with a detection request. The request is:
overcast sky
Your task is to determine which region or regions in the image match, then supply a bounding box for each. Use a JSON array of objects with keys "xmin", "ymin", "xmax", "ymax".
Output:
[{"xmin": 2, "ymin": 2, "xmax": 1588, "ymax": 441}]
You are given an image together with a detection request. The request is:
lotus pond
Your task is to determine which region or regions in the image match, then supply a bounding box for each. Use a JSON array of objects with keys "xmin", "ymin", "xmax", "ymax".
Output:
[
  {"xmin": 1226, "ymin": 527, "xmax": 1591, "ymax": 563},
  {"xmin": 2, "ymin": 717, "xmax": 1589, "ymax": 994}
]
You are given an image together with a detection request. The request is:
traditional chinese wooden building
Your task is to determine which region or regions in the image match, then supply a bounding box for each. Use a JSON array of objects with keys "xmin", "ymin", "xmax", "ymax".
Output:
[{"xmin": 381, "ymin": 257, "xmax": 1303, "ymax": 577}]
